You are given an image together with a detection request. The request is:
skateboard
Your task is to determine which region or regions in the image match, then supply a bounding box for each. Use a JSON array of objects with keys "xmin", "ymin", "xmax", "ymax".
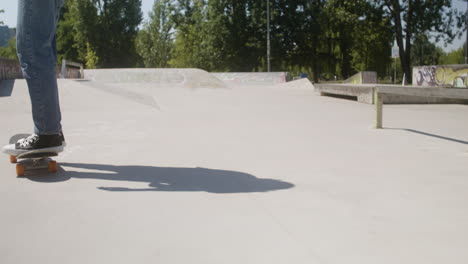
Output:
[
  {"xmin": 9, "ymin": 151, "xmax": 59, "ymax": 177},
  {"xmin": 3, "ymin": 134, "xmax": 62, "ymax": 176}
]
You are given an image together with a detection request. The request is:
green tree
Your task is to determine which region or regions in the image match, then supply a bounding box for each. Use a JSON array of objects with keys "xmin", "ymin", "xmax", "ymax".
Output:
[
  {"xmin": 324, "ymin": 0, "xmax": 361, "ymax": 79},
  {"xmin": 0, "ymin": 37, "xmax": 17, "ymax": 59},
  {"xmin": 440, "ymin": 45, "xmax": 465, "ymax": 65},
  {"xmin": 272, "ymin": 0, "xmax": 326, "ymax": 81},
  {"xmin": 321, "ymin": 0, "xmax": 393, "ymax": 79},
  {"xmin": 71, "ymin": 0, "xmax": 143, "ymax": 68},
  {"xmin": 170, "ymin": 0, "xmax": 216, "ymax": 70},
  {"xmin": 57, "ymin": 0, "xmax": 80, "ymax": 64},
  {"xmin": 376, "ymin": 0, "xmax": 464, "ymax": 83},
  {"xmin": 224, "ymin": 0, "xmax": 260, "ymax": 71},
  {"xmin": 266, "ymin": 0, "xmax": 391, "ymax": 81},
  {"xmin": 244, "ymin": 0, "xmax": 270, "ymax": 72},
  {"xmin": 349, "ymin": 1, "xmax": 392, "ymax": 77},
  {"xmin": 169, "ymin": 0, "xmax": 271, "ymax": 72},
  {"xmin": 411, "ymin": 34, "xmax": 442, "ymax": 66},
  {"xmin": 204, "ymin": 0, "xmax": 230, "ymax": 70},
  {"xmin": 136, "ymin": 0, "xmax": 175, "ymax": 68}
]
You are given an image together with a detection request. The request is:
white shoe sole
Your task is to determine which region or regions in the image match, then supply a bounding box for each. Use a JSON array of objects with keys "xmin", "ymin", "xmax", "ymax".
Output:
[{"xmin": 1, "ymin": 144, "xmax": 64, "ymax": 156}]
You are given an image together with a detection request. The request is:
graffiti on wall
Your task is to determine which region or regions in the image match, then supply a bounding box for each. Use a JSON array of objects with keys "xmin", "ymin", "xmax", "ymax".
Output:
[{"xmin": 413, "ymin": 65, "xmax": 468, "ymax": 88}]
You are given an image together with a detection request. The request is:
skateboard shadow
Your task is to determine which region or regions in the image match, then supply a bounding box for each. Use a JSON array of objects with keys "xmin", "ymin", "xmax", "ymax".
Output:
[{"xmin": 26, "ymin": 162, "xmax": 295, "ymax": 194}]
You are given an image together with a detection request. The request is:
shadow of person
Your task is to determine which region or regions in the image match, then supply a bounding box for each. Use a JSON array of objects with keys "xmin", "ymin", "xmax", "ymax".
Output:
[{"xmin": 27, "ymin": 162, "xmax": 294, "ymax": 194}]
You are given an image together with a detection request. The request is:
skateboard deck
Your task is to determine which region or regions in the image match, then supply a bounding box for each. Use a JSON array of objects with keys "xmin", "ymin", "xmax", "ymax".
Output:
[{"xmin": 3, "ymin": 134, "xmax": 61, "ymax": 176}]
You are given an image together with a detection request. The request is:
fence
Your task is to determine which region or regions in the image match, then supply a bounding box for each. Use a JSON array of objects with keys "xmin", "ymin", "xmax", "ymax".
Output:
[
  {"xmin": 0, "ymin": 57, "xmax": 22, "ymax": 80},
  {"xmin": 60, "ymin": 59, "xmax": 84, "ymax": 79},
  {"xmin": 0, "ymin": 57, "xmax": 83, "ymax": 80}
]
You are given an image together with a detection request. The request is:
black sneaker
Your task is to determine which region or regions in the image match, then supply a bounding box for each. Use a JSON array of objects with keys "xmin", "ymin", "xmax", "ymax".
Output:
[
  {"xmin": 15, "ymin": 134, "xmax": 63, "ymax": 150},
  {"xmin": 60, "ymin": 132, "xmax": 66, "ymax": 144},
  {"xmin": 17, "ymin": 132, "xmax": 65, "ymax": 146}
]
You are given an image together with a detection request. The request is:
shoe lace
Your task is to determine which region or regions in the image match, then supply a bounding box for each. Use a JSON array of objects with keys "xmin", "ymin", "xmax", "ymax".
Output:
[{"xmin": 18, "ymin": 134, "xmax": 39, "ymax": 147}]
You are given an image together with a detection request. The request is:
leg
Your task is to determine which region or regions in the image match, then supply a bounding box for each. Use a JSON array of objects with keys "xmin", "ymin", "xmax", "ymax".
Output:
[{"xmin": 16, "ymin": 0, "xmax": 64, "ymax": 135}]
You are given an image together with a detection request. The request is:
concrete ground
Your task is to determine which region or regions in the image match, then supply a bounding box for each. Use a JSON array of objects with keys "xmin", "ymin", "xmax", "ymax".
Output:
[{"xmin": 0, "ymin": 73, "xmax": 467, "ymax": 264}]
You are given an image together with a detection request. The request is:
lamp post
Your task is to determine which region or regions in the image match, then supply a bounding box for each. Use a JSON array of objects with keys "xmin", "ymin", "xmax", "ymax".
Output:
[{"xmin": 267, "ymin": 0, "xmax": 271, "ymax": 72}]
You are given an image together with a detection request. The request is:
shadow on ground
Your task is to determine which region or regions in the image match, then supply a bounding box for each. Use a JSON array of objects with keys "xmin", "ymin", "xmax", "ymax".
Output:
[
  {"xmin": 388, "ymin": 128, "xmax": 468, "ymax": 145},
  {"xmin": 26, "ymin": 162, "xmax": 295, "ymax": 194},
  {"xmin": 0, "ymin": 80, "xmax": 15, "ymax": 97}
]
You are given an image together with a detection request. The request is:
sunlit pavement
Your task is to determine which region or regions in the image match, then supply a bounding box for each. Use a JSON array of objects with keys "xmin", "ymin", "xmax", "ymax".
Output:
[{"xmin": 1, "ymin": 73, "xmax": 467, "ymax": 264}]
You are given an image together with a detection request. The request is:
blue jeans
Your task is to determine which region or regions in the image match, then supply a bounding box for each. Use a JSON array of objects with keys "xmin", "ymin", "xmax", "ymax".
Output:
[{"xmin": 16, "ymin": 0, "xmax": 64, "ymax": 135}]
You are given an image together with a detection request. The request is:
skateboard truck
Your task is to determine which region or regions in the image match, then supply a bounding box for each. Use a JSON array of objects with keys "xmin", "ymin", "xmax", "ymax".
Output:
[{"xmin": 10, "ymin": 152, "xmax": 59, "ymax": 177}]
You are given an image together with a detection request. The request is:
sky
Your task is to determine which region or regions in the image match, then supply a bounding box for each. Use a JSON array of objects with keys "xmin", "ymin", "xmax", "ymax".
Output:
[{"xmin": 0, "ymin": 0, "xmax": 466, "ymax": 52}]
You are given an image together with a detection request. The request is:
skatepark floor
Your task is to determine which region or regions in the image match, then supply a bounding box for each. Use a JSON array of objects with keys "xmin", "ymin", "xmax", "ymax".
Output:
[{"xmin": 0, "ymin": 76, "xmax": 468, "ymax": 264}]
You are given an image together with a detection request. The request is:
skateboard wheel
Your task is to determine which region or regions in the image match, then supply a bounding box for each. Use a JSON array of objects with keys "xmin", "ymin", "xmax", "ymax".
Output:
[
  {"xmin": 16, "ymin": 164, "xmax": 25, "ymax": 177},
  {"xmin": 9, "ymin": 155, "xmax": 17, "ymax": 164},
  {"xmin": 48, "ymin": 160, "xmax": 58, "ymax": 173}
]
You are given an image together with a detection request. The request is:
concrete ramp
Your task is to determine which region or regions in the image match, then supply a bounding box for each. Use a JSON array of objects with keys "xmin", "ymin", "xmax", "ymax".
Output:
[
  {"xmin": 276, "ymin": 78, "xmax": 314, "ymax": 89},
  {"xmin": 343, "ymin": 71, "xmax": 377, "ymax": 84},
  {"xmin": 84, "ymin": 68, "xmax": 226, "ymax": 88},
  {"xmin": 212, "ymin": 72, "xmax": 290, "ymax": 85}
]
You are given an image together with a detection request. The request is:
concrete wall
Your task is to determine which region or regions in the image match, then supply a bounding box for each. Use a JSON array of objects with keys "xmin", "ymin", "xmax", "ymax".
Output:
[
  {"xmin": 212, "ymin": 72, "xmax": 290, "ymax": 85},
  {"xmin": 0, "ymin": 57, "xmax": 22, "ymax": 80},
  {"xmin": 84, "ymin": 68, "xmax": 226, "ymax": 88},
  {"xmin": 343, "ymin": 71, "xmax": 377, "ymax": 84},
  {"xmin": 60, "ymin": 67, "xmax": 82, "ymax": 79},
  {"xmin": 413, "ymin": 64, "xmax": 468, "ymax": 88}
]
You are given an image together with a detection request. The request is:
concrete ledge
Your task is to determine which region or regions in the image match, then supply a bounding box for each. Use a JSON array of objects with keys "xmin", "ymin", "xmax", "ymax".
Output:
[
  {"xmin": 377, "ymin": 85, "xmax": 468, "ymax": 99},
  {"xmin": 343, "ymin": 71, "xmax": 377, "ymax": 84},
  {"xmin": 61, "ymin": 60, "xmax": 84, "ymax": 79},
  {"xmin": 315, "ymin": 83, "xmax": 468, "ymax": 104},
  {"xmin": 314, "ymin": 83, "xmax": 375, "ymax": 103},
  {"xmin": 277, "ymin": 78, "xmax": 314, "ymax": 89},
  {"xmin": 374, "ymin": 86, "xmax": 468, "ymax": 128}
]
